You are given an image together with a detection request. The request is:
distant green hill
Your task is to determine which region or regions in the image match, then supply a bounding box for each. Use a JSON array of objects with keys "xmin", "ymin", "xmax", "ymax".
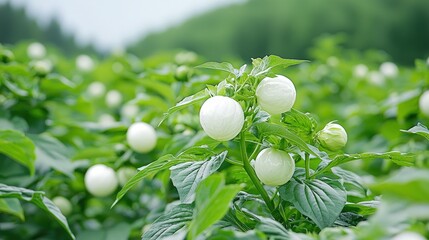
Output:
[
  {"xmin": 129, "ymin": 0, "xmax": 429, "ymax": 64},
  {"xmin": 0, "ymin": 2, "xmax": 95, "ymax": 56}
]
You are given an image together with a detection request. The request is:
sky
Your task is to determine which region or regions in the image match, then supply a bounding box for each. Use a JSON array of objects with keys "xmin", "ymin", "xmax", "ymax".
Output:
[{"xmin": 4, "ymin": 0, "xmax": 244, "ymax": 51}]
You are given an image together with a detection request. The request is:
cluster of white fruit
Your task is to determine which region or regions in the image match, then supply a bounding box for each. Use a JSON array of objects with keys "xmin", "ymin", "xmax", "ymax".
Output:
[
  {"xmin": 83, "ymin": 122, "xmax": 157, "ymax": 197},
  {"xmin": 198, "ymin": 74, "xmax": 348, "ymax": 186},
  {"xmin": 27, "ymin": 42, "xmax": 53, "ymax": 75}
]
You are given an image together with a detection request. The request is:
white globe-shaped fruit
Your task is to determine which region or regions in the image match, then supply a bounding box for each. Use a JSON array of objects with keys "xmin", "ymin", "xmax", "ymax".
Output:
[
  {"xmin": 117, "ymin": 166, "xmax": 136, "ymax": 186},
  {"xmin": 98, "ymin": 114, "xmax": 116, "ymax": 128},
  {"xmin": 76, "ymin": 54, "xmax": 94, "ymax": 72},
  {"xmin": 84, "ymin": 164, "xmax": 118, "ymax": 197},
  {"xmin": 33, "ymin": 59, "xmax": 52, "ymax": 75},
  {"xmin": 87, "ymin": 82, "xmax": 106, "ymax": 98},
  {"xmin": 419, "ymin": 90, "xmax": 429, "ymax": 117},
  {"xmin": 121, "ymin": 104, "xmax": 139, "ymax": 119},
  {"xmin": 52, "ymin": 196, "xmax": 72, "ymax": 216},
  {"xmin": 256, "ymin": 75, "xmax": 296, "ymax": 115},
  {"xmin": 317, "ymin": 122, "xmax": 348, "ymax": 151},
  {"xmin": 379, "ymin": 62, "xmax": 398, "ymax": 78},
  {"xmin": 353, "ymin": 64, "xmax": 368, "ymax": 78},
  {"xmin": 27, "ymin": 42, "xmax": 46, "ymax": 59},
  {"xmin": 126, "ymin": 122, "xmax": 157, "ymax": 153},
  {"xmin": 105, "ymin": 90, "xmax": 122, "ymax": 108},
  {"xmin": 254, "ymin": 148, "xmax": 295, "ymax": 186},
  {"xmin": 199, "ymin": 96, "xmax": 244, "ymax": 141}
]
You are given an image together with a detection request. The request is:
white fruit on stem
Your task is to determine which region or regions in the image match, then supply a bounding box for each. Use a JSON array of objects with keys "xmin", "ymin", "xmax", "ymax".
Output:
[
  {"xmin": 52, "ymin": 196, "xmax": 72, "ymax": 216},
  {"xmin": 353, "ymin": 64, "xmax": 368, "ymax": 78},
  {"xmin": 317, "ymin": 122, "xmax": 348, "ymax": 151},
  {"xmin": 87, "ymin": 82, "xmax": 106, "ymax": 97},
  {"xmin": 254, "ymin": 148, "xmax": 295, "ymax": 186},
  {"xmin": 256, "ymin": 75, "xmax": 296, "ymax": 115},
  {"xmin": 199, "ymin": 96, "xmax": 244, "ymax": 141},
  {"xmin": 419, "ymin": 90, "xmax": 429, "ymax": 117},
  {"xmin": 117, "ymin": 166, "xmax": 137, "ymax": 186},
  {"xmin": 84, "ymin": 164, "xmax": 118, "ymax": 197},
  {"xmin": 121, "ymin": 104, "xmax": 139, "ymax": 119},
  {"xmin": 76, "ymin": 54, "xmax": 94, "ymax": 72},
  {"xmin": 27, "ymin": 42, "xmax": 46, "ymax": 59},
  {"xmin": 379, "ymin": 62, "xmax": 398, "ymax": 78},
  {"xmin": 126, "ymin": 122, "xmax": 157, "ymax": 153},
  {"xmin": 105, "ymin": 90, "xmax": 122, "ymax": 108}
]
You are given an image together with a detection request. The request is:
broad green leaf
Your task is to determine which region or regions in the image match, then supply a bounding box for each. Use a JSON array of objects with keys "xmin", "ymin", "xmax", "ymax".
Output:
[
  {"xmin": 256, "ymin": 216, "xmax": 314, "ymax": 240},
  {"xmin": 196, "ymin": 62, "xmax": 244, "ymax": 78},
  {"xmin": 0, "ymin": 183, "xmax": 75, "ymax": 239},
  {"xmin": 44, "ymin": 73, "xmax": 76, "ymax": 88},
  {"xmin": 29, "ymin": 134, "xmax": 75, "ymax": 178},
  {"xmin": 76, "ymin": 222, "xmax": 131, "ymax": 240},
  {"xmin": 371, "ymin": 168, "xmax": 429, "ymax": 203},
  {"xmin": 170, "ymin": 151, "xmax": 227, "ymax": 203},
  {"xmin": 279, "ymin": 176, "xmax": 347, "ymax": 229},
  {"xmin": 0, "ymin": 129, "xmax": 35, "ymax": 175},
  {"xmin": 159, "ymin": 88, "xmax": 210, "ymax": 126},
  {"xmin": 332, "ymin": 167, "xmax": 367, "ymax": 200},
  {"xmin": 343, "ymin": 201, "xmax": 379, "ymax": 216},
  {"xmin": 72, "ymin": 147, "xmax": 117, "ymax": 160},
  {"xmin": 0, "ymin": 198, "xmax": 24, "ymax": 221},
  {"xmin": 316, "ymin": 151, "xmax": 415, "ymax": 177},
  {"xmin": 255, "ymin": 122, "xmax": 322, "ymax": 158},
  {"xmin": 142, "ymin": 204, "xmax": 194, "ymax": 240},
  {"xmin": 112, "ymin": 154, "xmax": 195, "ymax": 207},
  {"xmin": 138, "ymin": 77, "xmax": 175, "ymax": 104},
  {"xmin": 401, "ymin": 123, "xmax": 429, "ymax": 141},
  {"xmin": 250, "ymin": 55, "xmax": 307, "ymax": 76},
  {"xmin": 188, "ymin": 174, "xmax": 242, "ymax": 240},
  {"xmin": 281, "ymin": 109, "xmax": 317, "ymax": 141}
]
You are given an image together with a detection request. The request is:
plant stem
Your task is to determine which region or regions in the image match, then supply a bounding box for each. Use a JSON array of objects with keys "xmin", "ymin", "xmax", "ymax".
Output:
[
  {"xmin": 305, "ymin": 152, "xmax": 310, "ymax": 179},
  {"xmin": 240, "ymin": 133, "xmax": 275, "ymax": 213}
]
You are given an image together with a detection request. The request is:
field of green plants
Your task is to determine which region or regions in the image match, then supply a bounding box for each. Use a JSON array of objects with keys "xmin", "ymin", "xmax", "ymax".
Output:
[{"xmin": 0, "ymin": 40, "xmax": 429, "ymax": 240}]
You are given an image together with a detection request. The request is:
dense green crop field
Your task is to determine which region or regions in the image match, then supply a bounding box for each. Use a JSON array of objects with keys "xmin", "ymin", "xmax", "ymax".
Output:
[{"xmin": 0, "ymin": 41, "xmax": 428, "ymax": 240}]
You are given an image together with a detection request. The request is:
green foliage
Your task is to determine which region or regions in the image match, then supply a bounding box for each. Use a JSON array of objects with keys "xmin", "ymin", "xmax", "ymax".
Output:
[
  {"xmin": 0, "ymin": 184, "xmax": 75, "ymax": 239},
  {"xmin": 130, "ymin": 0, "xmax": 429, "ymax": 65},
  {"xmin": 0, "ymin": 41, "xmax": 428, "ymax": 240}
]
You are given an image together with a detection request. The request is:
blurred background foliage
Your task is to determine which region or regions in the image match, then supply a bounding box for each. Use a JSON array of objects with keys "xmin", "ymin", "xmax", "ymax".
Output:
[
  {"xmin": 129, "ymin": 0, "xmax": 429, "ymax": 65},
  {"xmin": 1, "ymin": 0, "xmax": 429, "ymax": 64}
]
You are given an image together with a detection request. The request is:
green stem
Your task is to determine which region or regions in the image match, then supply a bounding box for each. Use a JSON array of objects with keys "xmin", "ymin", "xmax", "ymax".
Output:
[
  {"xmin": 305, "ymin": 152, "xmax": 310, "ymax": 179},
  {"xmin": 240, "ymin": 133, "xmax": 275, "ymax": 213}
]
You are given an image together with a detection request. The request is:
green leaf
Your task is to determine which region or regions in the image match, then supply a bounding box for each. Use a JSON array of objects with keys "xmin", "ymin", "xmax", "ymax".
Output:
[
  {"xmin": 142, "ymin": 204, "xmax": 194, "ymax": 240},
  {"xmin": 112, "ymin": 154, "xmax": 195, "ymax": 207},
  {"xmin": 255, "ymin": 216, "xmax": 314, "ymax": 240},
  {"xmin": 255, "ymin": 122, "xmax": 322, "ymax": 158},
  {"xmin": 170, "ymin": 151, "xmax": 227, "ymax": 204},
  {"xmin": 250, "ymin": 55, "xmax": 307, "ymax": 76},
  {"xmin": 28, "ymin": 134, "xmax": 75, "ymax": 178},
  {"xmin": 159, "ymin": 88, "xmax": 211, "ymax": 126},
  {"xmin": 0, "ymin": 129, "xmax": 36, "ymax": 175},
  {"xmin": 207, "ymin": 229, "xmax": 264, "ymax": 240},
  {"xmin": 0, "ymin": 183, "xmax": 75, "ymax": 239},
  {"xmin": 401, "ymin": 123, "xmax": 429, "ymax": 141},
  {"xmin": 188, "ymin": 174, "xmax": 242, "ymax": 240},
  {"xmin": 343, "ymin": 201, "xmax": 379, "ymax": 216},
  {"xmin": 76, "ymin": 223, "xmax": 131, "ymax": 240},
  {"xmin": 196, "ymin": 62, "xmax": 245, "ymax": 78},
  {"xmin": 281, "ymin": 109, "xmax": 317, "ymax": 141},
  {"xmin": 0, "ymin": 198, "xmax": 24, "ymax": 221},
  {"xmin": 279, "ymin": 176, "xmax": 347, "ymax": 229},
  {"xmin": 371, "ymin": 168, "xmax": 429, "ymax": 203},
  {"xmin": 138, "ymin": 77, "xmax": 175, "ymax": 104},
  {"xmin": 44, "ymin": 73, "xmax": 76, "ymax": 88},
  {"xmin": 316, "ymin": 151, "xmax": 415, "ymax": 177},
  {"xmin": 332, "ymin": 167, "xmax": 367, "ymax": 199}
]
